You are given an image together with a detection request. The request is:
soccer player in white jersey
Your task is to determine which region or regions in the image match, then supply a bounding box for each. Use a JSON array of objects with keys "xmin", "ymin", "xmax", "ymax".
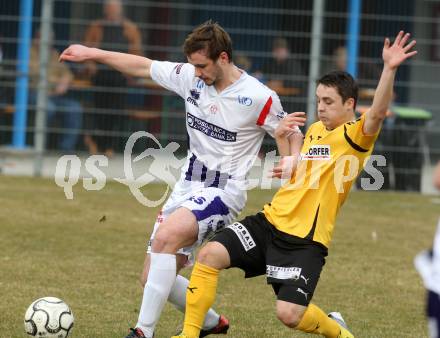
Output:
[{"xmin": 60, "ymin": 20, "xmax": 304, "ymax": 338}]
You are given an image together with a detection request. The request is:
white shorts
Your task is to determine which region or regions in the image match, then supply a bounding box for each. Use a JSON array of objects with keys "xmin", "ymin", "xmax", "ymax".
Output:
[{"xmin": 147, "ymin": 181, "xmax": 244, "ymax": 263}]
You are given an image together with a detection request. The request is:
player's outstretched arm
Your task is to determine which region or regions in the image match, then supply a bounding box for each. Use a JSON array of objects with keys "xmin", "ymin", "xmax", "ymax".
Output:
[
  {"xmin": 364, "ymin": 31, "xmax": 417, "ymax": 135},
  {"xmin": 59, "ymin": 44, "xmax": 152, "ymax": 78}
]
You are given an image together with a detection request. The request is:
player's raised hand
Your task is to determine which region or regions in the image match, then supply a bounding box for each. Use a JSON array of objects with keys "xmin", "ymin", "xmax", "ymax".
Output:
[
  {"xmin": 383, "ymin": 31, "xmax": 417, "ymax": 70},
  {"xmin": 59, "ymin": 44, "xmax": 95, "ymax": 63},
  {"xmin": 274, "ymin": 112, "xmax": 306, "ymax": 138}
]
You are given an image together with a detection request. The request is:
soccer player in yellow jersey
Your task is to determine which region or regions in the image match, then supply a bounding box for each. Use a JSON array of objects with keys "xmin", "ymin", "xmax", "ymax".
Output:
[{"xmin": 172, "ymin": 31, "xmax": 417, "ymax": 338}]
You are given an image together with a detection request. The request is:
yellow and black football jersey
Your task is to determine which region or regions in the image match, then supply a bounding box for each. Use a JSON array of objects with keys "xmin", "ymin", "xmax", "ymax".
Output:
[{"xmin": 264, "ymin": 113, "xmax": 380, "ymax": 248}]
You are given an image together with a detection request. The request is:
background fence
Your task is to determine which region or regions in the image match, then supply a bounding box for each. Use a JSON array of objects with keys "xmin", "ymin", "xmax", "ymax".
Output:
[{"xmin": 0, "ymin": 0, "xmax": 439, "ymax": 191}]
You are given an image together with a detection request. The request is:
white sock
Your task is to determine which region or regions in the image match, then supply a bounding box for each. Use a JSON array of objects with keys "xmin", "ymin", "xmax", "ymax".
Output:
[
  {"xmin": 136, "ymin": 253, "xmax": 176, "ymax": 338},
  {"xmin": 168, "ymin": 274, "xmax": 220, "ymax": 330}
]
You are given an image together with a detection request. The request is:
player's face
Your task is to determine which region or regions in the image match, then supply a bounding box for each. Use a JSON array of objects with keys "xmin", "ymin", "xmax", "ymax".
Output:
[
  {"xmin": 434, "ymin": 161, "xmax": 440, "ymax": 190},
  {"xmin": 316, "ymin": 84, "xmax": 355, "ymax": 130},
  {"xmin": 188, "ymin": 51, "xmax": 223, "ymax": 86}
]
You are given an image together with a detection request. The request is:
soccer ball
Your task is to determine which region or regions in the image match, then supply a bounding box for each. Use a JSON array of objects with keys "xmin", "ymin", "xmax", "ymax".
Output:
[{"xmin": 24, "ymin": 297, "xmax": 74, "ymax": 337}]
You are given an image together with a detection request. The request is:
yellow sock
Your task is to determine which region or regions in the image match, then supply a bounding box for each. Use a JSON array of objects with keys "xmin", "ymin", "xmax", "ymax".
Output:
[
  {"xmin": 295, "ymin": 303, "xmax": 341, "ymax": 338},
  {"xmin": 182, "ymin": 262, "xmax": 220, "ymax": 338}
]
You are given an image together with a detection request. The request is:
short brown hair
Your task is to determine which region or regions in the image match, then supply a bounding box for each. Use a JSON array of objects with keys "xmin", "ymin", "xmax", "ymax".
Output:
[
  {"xmin": 317, "ymin": 71, "xmax": 359, "ymax": 110},
  {"xmin": 183, "ymin": 20, "xmax": 233, "ymax": 62}
]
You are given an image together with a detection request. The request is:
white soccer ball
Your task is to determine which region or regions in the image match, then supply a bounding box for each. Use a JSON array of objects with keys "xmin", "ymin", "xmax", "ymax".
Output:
[{"xmin": 24, "ymin": 297, "xmax": 74, "ymax": 338}]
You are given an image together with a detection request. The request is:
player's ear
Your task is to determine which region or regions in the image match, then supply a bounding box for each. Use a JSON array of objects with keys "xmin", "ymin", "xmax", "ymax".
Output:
[
  {"xmin": 344, "ymin": 97, "xmax": 355, "ymax": 111},
  {"xmin": 218, "ymin": 51, "xmax": 229, "ymax": 64}
]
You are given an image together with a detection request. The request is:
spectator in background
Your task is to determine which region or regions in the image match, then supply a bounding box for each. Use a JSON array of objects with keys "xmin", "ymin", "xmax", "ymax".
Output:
[
  {"xmin": 234, "ymin": 53, "xmax": 252, "ymax": 73},
  {"xmin": 326, "ymin": 46, "xmax": 381, "ymax": 101},
  {"xmin": 83, "ymin": 0, "xmax": 142, "ymax": 156},
  {"xmin": 29, "ymin": 30, "xmax": 83, "ymax": 152},
  {"xmin": 234, "ymin": 52, "xmax": 266, "ymax": 82},
  {"xmin": 415, "ymin": 161, "xmax": 440, "ymax": 338},
  {"xmin": 260, "ymin": 37, "xmax": 305, "ymax": 112}
]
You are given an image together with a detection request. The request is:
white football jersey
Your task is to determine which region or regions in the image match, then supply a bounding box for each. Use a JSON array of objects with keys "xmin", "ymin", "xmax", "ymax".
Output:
[{"xmin": 151, "ymin": 60, "xmax": 288, "ymax": 192}]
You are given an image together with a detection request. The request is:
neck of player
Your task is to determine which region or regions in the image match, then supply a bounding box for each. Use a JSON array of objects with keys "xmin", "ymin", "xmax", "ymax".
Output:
[{"xmin": 215, "ymin": 64, "xmax": 242, "ymax": 92}]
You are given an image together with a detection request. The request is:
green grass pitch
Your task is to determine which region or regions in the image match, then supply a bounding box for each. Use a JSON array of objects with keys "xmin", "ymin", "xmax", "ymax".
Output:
[{"xmin": 0, "ymin": 175, "xmax": 437, "ymax": 337}]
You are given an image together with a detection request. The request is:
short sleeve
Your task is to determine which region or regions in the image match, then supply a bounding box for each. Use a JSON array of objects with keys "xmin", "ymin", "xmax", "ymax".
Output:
[
  {"xmin": 150, "ymin": 61, "xmax": 195, "ymax": 99},
  {"xmin": 343, "ymin": 112, "xmax": 380, "ymax": 152},
  {"xmin": 256, "ymin": 92, "xmax": 288, "ymax": 138}
]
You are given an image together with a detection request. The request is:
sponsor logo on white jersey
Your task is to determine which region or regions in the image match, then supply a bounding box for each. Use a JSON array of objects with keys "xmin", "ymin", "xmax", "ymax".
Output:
[
  {"xmin": 190, "ymin": 89, "xmax": 200, "ymax": 100},
  {"xmin": 276, "ymin": 110, "xmax": 287, "ymax": 120},
  {"xmin": 173, "ymin": 63, "xmax": 184, "ymax": 74},
  {"xmin": 187, "ymin": 112, "xmax": 237, "ymax": 142},
  {"xmin": 187, "ymin": 96, "xmax": 199, "ymax": 107},
  {"xmin": 209, "ymin": 104, "xmax": 219, "ymax": 114},
  {"xmin": 196, "ymin": 79, "xmax": 204, "ymax": 89},
  {"xmin": 237, "ymin": 95, "xmax": 253, "ymax": 106}
]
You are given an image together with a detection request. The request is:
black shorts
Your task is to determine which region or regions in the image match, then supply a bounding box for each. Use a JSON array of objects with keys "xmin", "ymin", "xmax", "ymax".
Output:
[{"xmin": 211, "ymin": 212, "xmax": 327, "ymax": 306}]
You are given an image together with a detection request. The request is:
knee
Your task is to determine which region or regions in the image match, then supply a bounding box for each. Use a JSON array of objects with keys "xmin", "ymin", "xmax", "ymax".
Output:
[
  {"xmin": 197, "ymin": 242, "xmax": 230, "ymax": 270},
  {"xmin": 197, "ymin": 246, "xmax": 214, "ymax": 265},
  {"xmin": 276, "ymin": 303, "xmax": 305, "ymax": 328},
  {"xmin": 152, "ymin": 225, "xmax": 189, "ymax": 253},
  {"xmin": 151, "ymin": 227, "xmax": 174, "ymax": 252}
]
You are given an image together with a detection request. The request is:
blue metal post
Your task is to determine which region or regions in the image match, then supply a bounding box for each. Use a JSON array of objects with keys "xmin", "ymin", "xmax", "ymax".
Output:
[
  {"xmin": 346, "ymin": 0, "xmax": 362, "ymax": 78},
  {"xmin": 12, "ymin": 0, "xmax": 34, "ymax": 148}
]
